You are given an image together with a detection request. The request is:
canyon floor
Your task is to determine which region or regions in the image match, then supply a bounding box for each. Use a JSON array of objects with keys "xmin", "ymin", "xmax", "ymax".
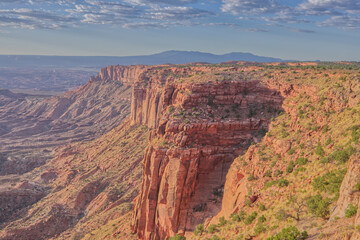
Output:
[{"xmin": 0, "ymin": 62, "xmax": 360, "ymax": 240}]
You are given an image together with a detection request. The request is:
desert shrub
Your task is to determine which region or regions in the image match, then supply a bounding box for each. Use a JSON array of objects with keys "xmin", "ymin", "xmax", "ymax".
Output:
[
  {"xmin": 350, "ymin": 125, "xmax": 360, "ymax": 142},
  {"xmin": 327, "ymin": 146, "xmax": 355, "ymax": 164},
  {"xmin": 312, "ymin": 169, "xmax": 347, "ymax": 194},
  {"xmin": 248, "ymin": 174, "xmax": 256, "ymax": 181},
  {"xmin": 265, "ymin": 180, "xmax": 277, "ymax": 189},
  {"xmin": 230, "ymin": 212, "xmax": 241, "ymax": 222},
  {"xmin": 354, "ymin": 182, "xmax": 360, "ymax": 192},
  {"xmin": 207, "ymin": 224, "xmax": 218, "ymax": 234},
  {"xmin": 306, "ymin": 194, "xmax": 331, "ymax": 218},
  {"xmin": 280, "ymin": 129, "xmax": 289, "ymax": 138},
  {"xmin": 345, "ymin": 204, "xmax": 358, "ymax": 218},
  {"xmin": 258, "ymin": 215, "xmax": 266, "ymax": 223},
  {"xmin": 254, "ymin": 222, "xmax": 266, "ymax": 235},
  {"xmin": 244, "ymin": 211, "xmax": 258, "ymax": 225},
  {"xmin": 274, "ymin": 169, "xmax": 283, "ymax": 177},
  {"xmin": 169, "ymin": 234, "xmax": 186, "ymax": 240},
  {"xmin": 315, "ymin": 143, "xmax": 325, "ymax": 157},
  {"xmin": 294, "ymin": 167, "xmax": 306, "ymax": 175},
  {"xmin": 218, "ymin": 216, "xmax": 227, "ymax": 227},
  {"xmin": 295, "ymin": 157, "xmax": 308, "ymax": 166},
  {"xmin": 259, "ymin": 204, "xmax": 266, "ymax": 211},
  {"xmin": 322, "ymin": 125, "xmax": 330, "ymax": 133},
  {"xmin": 265, "ymin": 170, "xmax": 272, "ymax": 177},
  {"xmin": 267, "ymin": 226, "xmax": 308, "ymax": 240},
  {"xmin": 238, "ymin": 210, "xmax": 247, "ymax": 221},
  {"xmin": 288, "ymin": 148, "xmax": 296, "ymax": 155},
  {"xmin": 325, "ymin": 137, "xmax": 333, "ymax": 146},
  {"xmin": 278, "ymin": 178, "xmax": 289, "ymax": 187},
  {"xmin": 244, "ymin": 198, "xmax": 252, "ymax": 206},
  {"xmin": 275, "ymin": 209, "xmax": 288, "ymax": 221},
  {"xmin": 286, "ymin": 161, "xmax": 295, "ymax": 174},
  {"xmin": 194, "ymin": 224, "xmax": 204, "ymax": 236},
  {"xmin": 211, "ymin": 235, "xmax": 221, "ymax": 240}
]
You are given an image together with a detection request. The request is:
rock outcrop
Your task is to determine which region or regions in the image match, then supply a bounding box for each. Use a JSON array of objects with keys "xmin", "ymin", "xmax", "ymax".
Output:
[{"xmin": 131, "ymin": 67, "xmax": 284, "ymax": 239}]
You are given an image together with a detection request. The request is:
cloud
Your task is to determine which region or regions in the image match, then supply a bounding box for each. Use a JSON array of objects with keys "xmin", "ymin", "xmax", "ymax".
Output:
[
  {"xmin": 0, "ymin": 8, "xmax": 76, "ymax": 29},
  {"xmin": 125, "ymin": 0, "xmax": 198, "ymax": 6},
  {"xmin": 122, "ymin": 22, "xmax": 168, "ymax": 29},
  {"xmin": 321, "ymin": 15, "xmax": 360, "ymax": 30},
  {"xmin": 299, "ymin": 0, "xmax": 360, "ymax": 15},
  {"xmin": 69, "ymin": 1, "xmax": 212, "ymax": 28},
  {"xmin": 0, "ymin": 0, "xmax": 359, "ymax": 31},
  {"xmin": 146, "ymin": 6, "xmax": 212, "ymax": 21},
  {"xmin": 70, "ymin": 1, "xmax": 141, "ymax": 25},
  {"xmin": 221, "ymin": 0, "xmax": 283, "ymax": 15}
]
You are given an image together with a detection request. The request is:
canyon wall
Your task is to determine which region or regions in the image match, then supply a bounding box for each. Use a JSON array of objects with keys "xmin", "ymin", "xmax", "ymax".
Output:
[{"xmin": 130, "ymin": 68, "xmax": 284, "ymax": 239}]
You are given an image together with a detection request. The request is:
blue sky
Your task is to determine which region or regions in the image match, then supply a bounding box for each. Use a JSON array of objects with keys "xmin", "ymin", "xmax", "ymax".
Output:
[{"xmin": 0, "ymin": 0, "xmax": 360, "ymax": 61}]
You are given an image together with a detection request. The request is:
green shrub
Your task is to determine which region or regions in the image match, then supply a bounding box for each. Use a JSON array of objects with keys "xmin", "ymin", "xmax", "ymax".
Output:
[
  {"xmin": 315, "ymin": 143, "xmax": 325, "ymax": 157},
  {"xmin": 354, "ymin": 182, "xmax": 360, "ymax": 192},
  {"xmin": 275, "ymin": 209, "xmax": 287, "ymax": 221},
  {"xmin": 306, "ymin": 194, "xmax": 331, "ymax": 218},
  {"xmin": 294, "ymin": 167, "xmax": 306, "ymax": 175},
  {"xmin": 325, "ymin": 137, "xmax": 333, "ymax": 146},
  {"xmin": 278, "ymin": 178, "xmax": 289, "ymax": 187},
  {"xmin": 211, "ymin": 235, "xmax": 221, "ymax": 240},
  {"xmin": 327, "ymin": 146, "xmax": 355, "ymax": 164},
  {"xmin": 274, "ymin": 169, "xmax": 283, "ymax": 177},
  {"xmin": 230, "ymin": 212, "xmax": 241, "ymax": 222},
  {"xmin": 267, "ymin": 226, "xmax": 308, "ymax": 240},
  {"xmin": 288, "ymin": 148, "xmax": 296, "ymax": 155},
  {"xmin": 322, "ymin": 125, "xmax": 330, "ymax": 133},
  {"xmin": 350, "ymin": 125, "xmax": 360, "ymax": 142},
  {"xmin": 248, "ymin": 174, "xmax": 256, "ymax": 181},
  {"xmin": 265, "ymin": 180, "xmax": 276, "ymax": 189},
  {"xmin": 312, "ymin": 169, "xmax": 347, "ymax": 194},
  {"xmin": 259, "ymin": 204, "xmax": 266, "ymax": 211},
  {"xmin": 244, "ymin": 211, "xmax": 257, "ymax": 225},
  {"xmin": 254, "ymin": 222, "xmax": 266, "ymax": 235},
  {"xmin": 218, "ymin": 216, "xmax": 227, "ymax": 227},
  {"xmin": 345, "ymin": 204, "xmax": 358, "ymax": 218},
  {"xmin": 295, "ymin": 157, "xmax": 308, "ymax": 166},
  {"xmin": 258, "ymin": 215, "xmax": 266, "ymax": 223},
  {"xmin": 286, "ymin": 161, "xmax": 295, "ymax": 174},
  {"xmin": 207, "ymin": 224, "xmax": 218, "ymax": 234},
  {"xmin": 265, "ymin": 170, "xmax": 272, "ymax": 177},
  {"xmin": 194, "ymin": 224, "xmax": 204, "ymax": 236},
  {"xmin": 169, "ymin": 234, "xmax": 186, "ymax": 240},
  {"xmin": 244, "ymin": 198, "xmax": 252, "ymax": 206}
]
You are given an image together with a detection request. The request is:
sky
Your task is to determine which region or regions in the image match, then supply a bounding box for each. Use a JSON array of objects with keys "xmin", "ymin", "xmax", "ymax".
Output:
[{"xmin": 0, "ymin": 0, "xmax": 360, "ymax": 61}]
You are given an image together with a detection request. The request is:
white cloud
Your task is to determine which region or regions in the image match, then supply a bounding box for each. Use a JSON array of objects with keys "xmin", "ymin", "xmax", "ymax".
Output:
[{"xmin": 221, "ymin": 0, "xmax": 283, "ymax": 15}]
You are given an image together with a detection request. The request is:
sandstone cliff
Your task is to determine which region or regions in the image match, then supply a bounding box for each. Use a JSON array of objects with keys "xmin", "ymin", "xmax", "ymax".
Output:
[{"xmin": 130, "ymin": 67, "xmax": 284, "ymax": 239}]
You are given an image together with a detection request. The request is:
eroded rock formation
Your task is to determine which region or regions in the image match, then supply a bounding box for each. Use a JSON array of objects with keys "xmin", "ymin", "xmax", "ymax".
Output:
[{"xmin": 131, "ymin": 68, "xmax": 284, "ymax": 239}]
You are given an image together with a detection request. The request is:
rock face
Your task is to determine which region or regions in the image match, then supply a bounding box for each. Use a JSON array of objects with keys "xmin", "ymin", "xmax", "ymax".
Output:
[{"xmin": 131, "ymin": 68, "xmax": 284, "ymax": 239}]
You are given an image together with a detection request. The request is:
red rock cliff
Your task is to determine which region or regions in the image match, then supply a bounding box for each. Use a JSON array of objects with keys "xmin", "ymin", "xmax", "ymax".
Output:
[{"xmin": 130, "ymin": 68, "xmax": 284, "ymax": 239}]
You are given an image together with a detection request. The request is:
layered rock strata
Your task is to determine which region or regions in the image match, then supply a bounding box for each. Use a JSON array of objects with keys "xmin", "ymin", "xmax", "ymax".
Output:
[{"xmin": 131, "ymin": 71, "xmax": 284, "ymax": 239}]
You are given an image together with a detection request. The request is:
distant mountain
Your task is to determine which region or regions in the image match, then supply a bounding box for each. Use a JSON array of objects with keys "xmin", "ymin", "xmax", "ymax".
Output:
[{"xmin": 0, "ymin": 51, "xmax": 284, "ymax": 68}]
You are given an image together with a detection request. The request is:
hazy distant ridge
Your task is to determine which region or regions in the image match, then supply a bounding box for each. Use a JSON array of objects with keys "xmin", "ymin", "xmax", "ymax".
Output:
[{"xmin": 0, "ymin": 50, "xmax": 283, "ymax": 68}]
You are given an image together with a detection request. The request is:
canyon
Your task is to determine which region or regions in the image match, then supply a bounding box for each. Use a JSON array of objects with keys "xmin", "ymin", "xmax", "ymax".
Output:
[{"xmin": 0, "ymin": 62, "xmax": 359, "ymax": 240}]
